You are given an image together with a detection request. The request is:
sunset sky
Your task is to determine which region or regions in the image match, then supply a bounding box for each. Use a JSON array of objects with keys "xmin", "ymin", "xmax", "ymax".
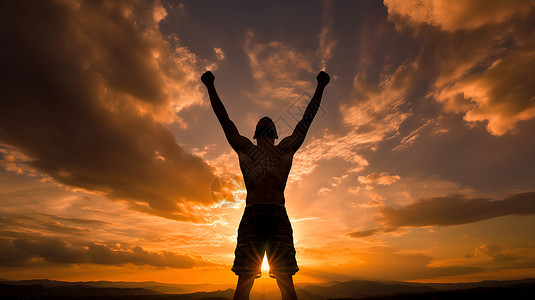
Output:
[{"xmin": 1, "ymin": 0, "xmax": 535, "ymax": 286}]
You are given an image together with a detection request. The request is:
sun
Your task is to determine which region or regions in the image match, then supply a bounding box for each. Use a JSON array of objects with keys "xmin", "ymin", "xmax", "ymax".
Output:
[{"xmin": 261, "ymin": 254, "xmax": 269, "ymax": 274}]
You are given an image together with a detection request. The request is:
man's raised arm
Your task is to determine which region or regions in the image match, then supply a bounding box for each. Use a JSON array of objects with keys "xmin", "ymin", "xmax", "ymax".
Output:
[
  {"xmin": 201, "ymin": 71, "xmax": 251, "ymax": 152},
  {"xmin": 280, "ymin": 71, "xmax": 330, "ymax": 152}
]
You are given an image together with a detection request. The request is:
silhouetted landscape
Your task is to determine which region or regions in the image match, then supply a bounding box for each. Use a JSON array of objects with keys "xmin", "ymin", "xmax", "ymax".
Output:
[{"xmin": 1, "ymin": 278, "xmax": 534, "ymax": 299}]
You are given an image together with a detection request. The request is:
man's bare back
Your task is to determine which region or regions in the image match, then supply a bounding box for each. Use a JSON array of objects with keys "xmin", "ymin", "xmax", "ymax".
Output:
[
  {"xmin": 202, "ymin": 70, "xmax": 330, "ymax": 300},
  {"xmin": 238, "ymin": 139, "xmax": 294, "ymax": 205}
]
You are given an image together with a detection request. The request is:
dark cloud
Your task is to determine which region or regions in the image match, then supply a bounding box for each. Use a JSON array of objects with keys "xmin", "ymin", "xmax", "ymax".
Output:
[
  {"xmin": 13, "ymin": 238, "xmax": 86, "ymax": 264},
  {"xmin": 347, "ymin": 192, "xmax": 535, "ymax": 238},
  {"xmin": 0, "ymin": 236, "xmax": 212, "ymax": 268},
  {"xmin": 346, "ymin": 227, "xmax": 399, "ymax": 238},
  {"xmin": 36, "ymin": 213, "xmax": 109, "ymax": 226},
  {"xmin": 0, "ymin": 214, "xmax": 106, "ymax": 235},
  {"xmin": 87, "ymin": 244, "xmax": 201, "ymax": 268},
  {"xmin": 0, "ymin": 1, "xmax": 217, "ymax": 221},
  {"xmin": 0, "ymin": 238, "xmax": 33, "ymax": 267},
  {"xmin": 381, "ymin": 192, "xmax": 535, "ymax": 227},
  {"xmin": 473, "ymin": 244, "xmax": 518, "ymax": 262}
]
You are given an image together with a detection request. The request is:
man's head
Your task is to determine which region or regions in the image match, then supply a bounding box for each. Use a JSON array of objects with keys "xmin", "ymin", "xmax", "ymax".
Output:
[{"xmin": 253, "ymin": 117, "xmax": 278, "ymax": 140}]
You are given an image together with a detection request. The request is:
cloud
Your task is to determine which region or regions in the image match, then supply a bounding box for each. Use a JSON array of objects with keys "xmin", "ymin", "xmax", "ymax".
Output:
[
  {"xmin": 87, "ymin": 243, "xmax": 205, "ymax": 268},
  {"xmin": 0, "ymin": 236, "xmax": 213, "ymax": 268},
  {"xmin": 392, "ymin": 119, "xmax": 439, "ymax": 151},
  {"xmin": 0, "ymin": 213, "xmax": 110, "ymax": 236},
  {"xmin": 346, "ymin": 227, "xmax": 399, "ymax": 238},
  {"xmin": 382, "ymin": 1, "xmax": 535, "ymax": 136},
  {"xmin": 291, "ymin": 60, "xmax": 417, "ymax": 184},
  {"xmin": 436, "ymin": 50, "xmax": 535, "ymax": 135},
  {"xmin": 358, "ymin": 172, "xmax": 401, "ymax": 185},
  {"xmin": 37, "ymin": 213, "xmax": 109, "ymax": 226},
  {"xmin": 473, "ymin": 244, "xmax": 518, "ymax": 262},
  {"xmin": 0, "ymin": 238, "xmax": 33, "ymax": 267},
  {"xmin": 0, "ymin": 170, "xmax": 242, "ymax": 267},
  {"xmin": 213, "ymin": 47, "xmax": 225, "ymax": 60},
  {"xmin": 318, "ymin": 0, "xmax": 337, "ymax": 70},
  {"xmin": 302, "ymin": 246, "xmax": 484, "ymax": 281},
  {"xmin": 297, "ymin": 60, "xmax": 415, "ymax": 185},
  {"xmin": 342, "ymin": 65, "xmax": 412, "ymax": 144},
  {"xmin": 384, "ymin": 0, "xmax": 535, "ymax": 31},
  {"xmin": 0, "ymin": 214, "xmax": 91, "ymax": 236},
  {"xmin": 243, "ymin": 31, "xmax": 314, "ymax": 101},
  {"xmin": 0, "ymin": 148, "xmax": 39, "ymax": 176},
  {"xmin": 380, "ymin": 191, "xmax": 535, "ymax": 227},
  {"xmin": 0, "ymin": 1, "xmax": 219, "ymax": 221},
  {"xmin": 290, "ymin": 133, "xmax": 369, "ymax": 184}
]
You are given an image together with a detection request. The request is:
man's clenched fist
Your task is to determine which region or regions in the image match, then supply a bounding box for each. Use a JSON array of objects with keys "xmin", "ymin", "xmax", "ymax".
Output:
[
  {"xmin": 201, "ymin": 71, "xmax": 215, "ymax": 85},
  {"xmin": 316, "ymin": 71, "xmax": 330, "ymax": 87}
]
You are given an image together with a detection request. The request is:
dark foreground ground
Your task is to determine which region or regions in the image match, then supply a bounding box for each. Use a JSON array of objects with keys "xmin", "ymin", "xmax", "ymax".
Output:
[
  {"xmin": 332, "ymin": 283, "xmax": 535, "ymax": 300},
  {"xmin": 1, "ymin": 278, "xmax": 534, "ymax": 300}
]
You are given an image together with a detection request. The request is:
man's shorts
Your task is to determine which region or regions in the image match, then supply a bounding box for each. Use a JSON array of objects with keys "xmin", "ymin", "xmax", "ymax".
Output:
[{"xmin": 231, "ymin": 204, "xmax": 299, "ymax": 278}]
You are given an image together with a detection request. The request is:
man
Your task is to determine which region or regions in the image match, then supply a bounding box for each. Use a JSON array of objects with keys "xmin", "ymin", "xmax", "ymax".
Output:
[{"xmin": 201, "ymin": 70, "xmax": 330, "ymax": 300}]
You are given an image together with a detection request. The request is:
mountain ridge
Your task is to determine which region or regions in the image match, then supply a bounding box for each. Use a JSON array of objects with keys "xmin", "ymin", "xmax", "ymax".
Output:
[{"xmin": 1, "ymin": 278, "xmax": 534, "ymax": 299}]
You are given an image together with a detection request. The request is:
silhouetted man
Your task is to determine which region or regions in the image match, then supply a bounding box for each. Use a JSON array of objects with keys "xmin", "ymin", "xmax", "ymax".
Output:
[{"xmin": 202, "ymin": 70, "xmax": 330, "ymax": 300}]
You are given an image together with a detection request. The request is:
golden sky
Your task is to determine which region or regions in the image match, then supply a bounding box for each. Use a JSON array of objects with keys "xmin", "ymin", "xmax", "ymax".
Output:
[{"xmin": 1, "ymin": 0, "xmax": 535, "ymax": 285}]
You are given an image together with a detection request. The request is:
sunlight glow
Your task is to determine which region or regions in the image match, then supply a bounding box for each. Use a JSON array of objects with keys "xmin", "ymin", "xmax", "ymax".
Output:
[{"xmin": 261, "ymin": 254, "xmax": 269, "ymax": 274}]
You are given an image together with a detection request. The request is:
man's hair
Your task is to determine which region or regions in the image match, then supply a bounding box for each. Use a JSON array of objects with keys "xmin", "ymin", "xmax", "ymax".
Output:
[{"xmin": 253, "ymin": 117, "xmax": 278, "ymax": 139}]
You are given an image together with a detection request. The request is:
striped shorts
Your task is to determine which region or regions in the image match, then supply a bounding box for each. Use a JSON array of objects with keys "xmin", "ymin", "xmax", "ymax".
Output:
[{"xmin": 231, "ymin": 204, "xmax": 299, "ymax": 278}]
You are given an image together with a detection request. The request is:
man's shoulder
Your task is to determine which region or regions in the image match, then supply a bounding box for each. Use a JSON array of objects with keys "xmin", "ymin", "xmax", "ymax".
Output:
[
  {"xmin": 237, "ymin": 143, "xmax": 261, "ymax": 158},
  {"xmin": 276, "ymin": 137, "xmax": 299, "ymax": 155}
]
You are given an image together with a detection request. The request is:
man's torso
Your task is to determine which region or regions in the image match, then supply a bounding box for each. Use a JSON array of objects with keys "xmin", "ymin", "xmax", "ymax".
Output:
[{"xmin": 237, "ymin": 143, "xmax": 294, "ymax": 205}]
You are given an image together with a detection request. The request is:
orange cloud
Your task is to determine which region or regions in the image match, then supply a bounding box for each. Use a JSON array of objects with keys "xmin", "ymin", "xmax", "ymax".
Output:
[
  {"xmin": 0, "ymin": 236, "xmax": 214, "ymax": 268},
  {"xmin": 0, "ymin": 1, "xmax": 218, "ymax": 222},
  {"xmin": 302, "ymin": 246, "xmax": 484, "ymax": 281},
  {"xmin": 358, "ymin": 172, "xmax": 401, "ymax": 185},
  {"xmin": 297, "ymin": 60, "xmax": 416, "ymax": 186},
  {"xmin": 385, "ymin": 0, "xmax": 535, "ymax": 31},
  {"xmin": 436, "ymin": 50, "xmax": 535, "ymax": 135},
  {"xmin": 383, "ymin": 1, "xmax": 535, "ymax": 136},
  {"xmin": 342, "ymin": 66, "xmax": 411, "ymax": 140}
]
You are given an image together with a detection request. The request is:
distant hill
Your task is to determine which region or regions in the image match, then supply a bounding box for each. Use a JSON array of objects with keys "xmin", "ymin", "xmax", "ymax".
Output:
[
  {"xmin": 302, "ymin": 279, "xmax": 437, "ymax": 299},
  {"xmin": 329, "ymin": 282, "xmax": 535, "ymax": 300},
  {"xmin": 0, "ymin": 283, "xmax": 158, "ymax": 298},
  {"xmin": 0, "ymin": 283, "xmax": 233, "ymax": 299},
  {"xmin": 0, "ymin": 279, "xmax": 233, "ymax": 294},
  {"xmin": 1, "ymin": 278, "xmax": 535, "ymax": 299},
  {"xmin": 425, "ymin": 278, "xmax": 535, "ymax": 290}
]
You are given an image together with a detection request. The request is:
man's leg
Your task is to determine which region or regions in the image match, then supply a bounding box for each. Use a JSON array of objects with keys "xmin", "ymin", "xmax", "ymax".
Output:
[
  {"xmin": 274, "ymin": 273, "xmax": 298, "ymax": 300},
  {"xmin": 233, "ymin": 274, "xmax": 256, "ymax": 300}
]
